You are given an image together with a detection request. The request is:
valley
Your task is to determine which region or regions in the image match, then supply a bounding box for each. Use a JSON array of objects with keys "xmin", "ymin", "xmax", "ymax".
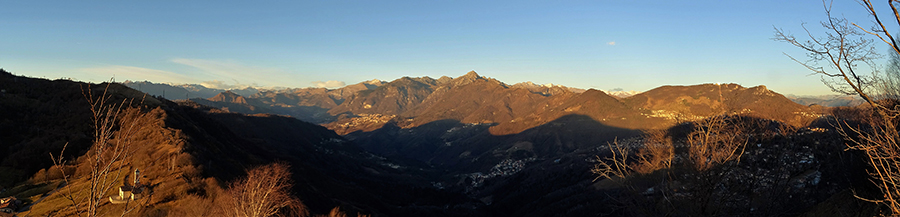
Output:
[{"xmin": 0, "ymin": 69, "xmax": 881, "ymax": 216}]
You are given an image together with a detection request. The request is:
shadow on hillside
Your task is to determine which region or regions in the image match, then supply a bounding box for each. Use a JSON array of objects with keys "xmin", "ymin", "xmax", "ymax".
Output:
[
  {"xmin": 171, "ymin": 107, "xmax": 480, "ymax": 216},
  {"xmin": 339, "ymin": 112, "xmax": 881, "ymax": 216},
  {"xmin": 0, "ymin": 71, "xmax": 112, "ymax": 187},
  {"xmin": 346, "ymin": 114, "xmax": 641, "ymax": 172},
  {"xmin": 341, "ymin": 114, "xmax": 643, "ymax": 216},
  {"xmin": 177, "ymin": 110, "xmax": 643, "ymax": 216},
  {"xmin": 190, "ymin": 98, "xmax": 336, "ymax": 124}
]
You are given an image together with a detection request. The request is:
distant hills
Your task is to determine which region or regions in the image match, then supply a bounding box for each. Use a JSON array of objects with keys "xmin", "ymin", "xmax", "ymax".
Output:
[
  {"xmin": 122, "ymin": 80, "xmax": 261, "ymax": 100},
  {"xmin": 786, "ymin": 94, "xmax": 866, "ymax": 107},
  {"xmin": 187, "ymin": 71, "xmax": 818, "ymax": 136},
  {"xmin": 128, "ymin": 72, "xmax": 844, "ymax": 136},
  {"xmin": 189, "ymin": 71, "xmax": 822, "ymax": 177}
]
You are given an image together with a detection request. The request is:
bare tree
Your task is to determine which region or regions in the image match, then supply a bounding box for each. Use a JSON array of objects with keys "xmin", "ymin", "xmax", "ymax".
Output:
[
  {"xmin": 881, "ymin": 40, "xmax": 900, "ymax": 100},
  {"xmin": 220, "ymin": 162, "xmax": 307, "ymax": 217},
  {"xmin": 775, "ymin": 0, "xmax": 900, "ymax": 214},
  {"xmin": 320, "ymin": 207, "xmax": 371, "ymax": 217},
  {"xmin": 50, "ymin": 82, "xmax": 149, "ymax": 217},
  {"xmin": 686, "ymin": 116, "xmax": 749, "ymax": 172},
  {"xmin": 591, "ymin": 139, "xmax": 633, "ymax": 182},
  {"xmin": 632, "ymin": 129, "xmax": 674, "ymax": 175}
]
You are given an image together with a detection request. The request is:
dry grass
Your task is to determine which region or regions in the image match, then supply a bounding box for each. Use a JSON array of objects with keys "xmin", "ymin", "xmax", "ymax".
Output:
[
  {"xmin": 47, "ymin": 83, "xmax": 153, "ymax": 217},
  {"xmin": 19, "ymin": 83, "xmax": 226, "ymax": 217}
]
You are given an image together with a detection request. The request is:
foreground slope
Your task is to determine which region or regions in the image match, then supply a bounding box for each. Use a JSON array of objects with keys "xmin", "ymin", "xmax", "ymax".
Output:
[{"xmin": 0, "ymin": 70, "xmax": 478, "ymax": 216}]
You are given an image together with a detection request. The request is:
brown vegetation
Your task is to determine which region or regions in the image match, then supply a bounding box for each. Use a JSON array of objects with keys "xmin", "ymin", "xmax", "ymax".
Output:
[
  {"xmin": 591, "ymin": 129, "xmax": 675, "ymax": 181},
  {"xmin": 320, "ymin": 207, "xmax": 370, "ymax": 217},
  {"xmin": 631, "ymin": 129, "xmax": 674, "ymax": 174},
  {"xmin": 219, "ymin": 162, "xmax": 307, "ymax": 217},
  {"xmin": 591, "ymin": 115, "xmax": 864, "ymax": 215},
  {"xmin": 50, "ymin": 83, "xmax": 150, "ymax": 217},
  {"xmin": 593, "ymin": 116, "xmax": 748, "ymax": 178},
  {"xmin": 685, "ymin": 116, "xmax": 749, "ymax": 171}
]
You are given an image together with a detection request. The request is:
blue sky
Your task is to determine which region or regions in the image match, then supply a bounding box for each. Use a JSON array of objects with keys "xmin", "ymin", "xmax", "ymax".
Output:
[{"xmin": 0, "ymin": 0, "xmax": 886, "ymax": 95}]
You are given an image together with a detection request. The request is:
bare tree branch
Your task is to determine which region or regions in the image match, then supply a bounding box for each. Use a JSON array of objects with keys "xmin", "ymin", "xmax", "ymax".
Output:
[{"xmin": 778, "ymin": 0, "xmax": 900, "ymax": 214}]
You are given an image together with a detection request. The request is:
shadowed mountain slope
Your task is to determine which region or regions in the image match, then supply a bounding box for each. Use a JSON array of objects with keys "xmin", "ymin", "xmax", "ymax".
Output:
[
  {"xmin": 122, "ymin": 80, "xmax": 260, "ymax": 100},
  {"xmin": 190, "ymin": 91, "xmax": 273, "ymax": 117},
  {"xmin": 345, "ymin": 114, "xmax": 641, "ymax": 173},
  {"xmin": 329, "ymin": 76, "xmax": 438, "ymax": 117},
  {"xmin": 187, "ymin": 80, "xmax": 386, "ymax": 124}
]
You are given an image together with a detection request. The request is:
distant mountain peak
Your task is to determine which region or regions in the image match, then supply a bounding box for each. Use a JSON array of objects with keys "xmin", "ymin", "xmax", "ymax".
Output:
[
  {"xmin": 365, "ymin": 79, "xmax": 384, "ymax": 85},
  {"xmin": 209, "ymin": 91, "xmax": 248, "ymax": 104},
  {"xmin": 216, "ymin": 90, "xmax": 240, "ymax": 98},
  {"xmin": 601, "ymin": 89, "xmax": 641, "ymax": 98},
  {"xmin": 449, "ymin": 71, "xmax": 484, "ymax": 87},
  {"xmin": 437, "ymin": 76, "xmax": 452, "ymax": 84}
]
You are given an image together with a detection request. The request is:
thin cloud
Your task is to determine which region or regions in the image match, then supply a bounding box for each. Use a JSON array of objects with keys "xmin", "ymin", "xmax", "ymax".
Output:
[
  {"xmin": 607, "ymin": 41, "xmax": 616, "ymax": 46},
  {"xmin": 171, "ymin": 58, "xmax": 293, "ymax": 88},
  {"xmin": 311, "ymin": 80, "xmax": 346, "ymax": 89},
  {"xmin": 79, "ymin": 65, "xmax": 196, "ymax": 84},
  {"xmin": 200, "ymin": 80, "xmax": 255, "ymax": 89}
]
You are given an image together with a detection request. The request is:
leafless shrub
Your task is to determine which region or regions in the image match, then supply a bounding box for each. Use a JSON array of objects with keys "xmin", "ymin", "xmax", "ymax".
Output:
[
  {"xmin": 685, "ymin": 116, "xmax": 749, "ymax": 172},
  {"xmin": 592, "ymin": 131, "xmax": 675, "ymax": 181},
  {"xmin": 219, "ymin": 162, "xmax": 307, "ymax": 217},
  {"xmin": 632, "ymin": 129, "xmax": 674, "ymax": 174},
  {"xmin": 591, "ymin": 139, "xmax": 632, "ymax": 181},
  {"xmin": 839, "ymin": 116, "xmax": 900, "ymax": 212},
  {"xmin": 319, "ymin": 207, "xmax": 371, "ymax": 217},
  {"xmin": 29, "ymin": 165, "xmax": 75, "ymax": 183}
]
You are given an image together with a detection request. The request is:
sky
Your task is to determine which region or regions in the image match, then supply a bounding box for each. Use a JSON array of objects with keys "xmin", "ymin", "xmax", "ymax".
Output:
[{"xmin": 0, "ymin": 0, "xmax": 891, "ymax": 95}]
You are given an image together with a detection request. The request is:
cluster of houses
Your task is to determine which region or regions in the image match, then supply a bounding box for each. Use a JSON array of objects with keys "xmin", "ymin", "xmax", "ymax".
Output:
[
  {"xmin": 0, "ymin": 196, "xmax": 20, "ymax": 217},
  {"xmin": 466, "ymin": 158, "xmax": 535, "ymax": 187}
]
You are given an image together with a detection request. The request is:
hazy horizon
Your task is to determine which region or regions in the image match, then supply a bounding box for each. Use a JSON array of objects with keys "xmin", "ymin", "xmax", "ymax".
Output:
[{"xmin": 105, "ymin": 71, "xmax": 857, "ymax": 98}]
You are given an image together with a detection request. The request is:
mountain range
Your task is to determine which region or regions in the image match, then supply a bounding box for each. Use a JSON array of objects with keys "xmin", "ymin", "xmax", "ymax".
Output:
[
  {"xmin": 0, "ymin": 69, "xmax": 874, "ymax": 216},
  {"xmin": 786, "ymin": 94, "xmax": 866, "ymax": 107},
  {"xmin": 189, "ymin": 71, "xmax": 818, "ymax": 134}
]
